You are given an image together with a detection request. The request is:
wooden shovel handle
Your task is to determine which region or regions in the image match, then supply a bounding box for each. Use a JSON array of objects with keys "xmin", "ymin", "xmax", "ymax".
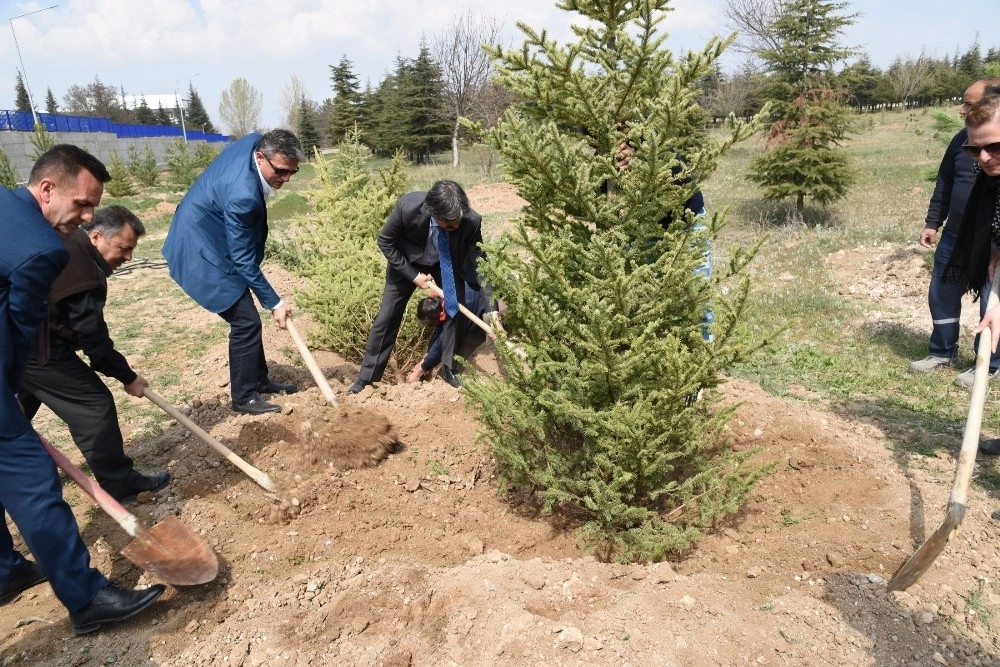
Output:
[
  {"xmin": 143, "ymin": 388, "xmax": 276, "ymax": 492},
  {"xmin": 950, "ymin": 278, "xmax": 1000, "ymax": 506},
  {"xmin": 425, "ymin": 280, "xmax": 495, "ymax": 336},
  {"xmin": 38, "ymin": 432, "xmax": 140, "ymax": 537},
  {"xmin": 286, "ymin": 318, "xmax": 339, "ymax": 407}
]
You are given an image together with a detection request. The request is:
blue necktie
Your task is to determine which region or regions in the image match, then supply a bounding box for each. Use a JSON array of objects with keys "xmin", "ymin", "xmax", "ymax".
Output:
[{"xmin": 436, "ymin": 227, "xmax": 459, "ymax": 318}]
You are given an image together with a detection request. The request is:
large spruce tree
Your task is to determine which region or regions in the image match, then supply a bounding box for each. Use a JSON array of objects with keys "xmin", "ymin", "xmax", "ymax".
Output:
[
  {"xmin": 185, "ymin": 83, "xmax": 216, "ymax": 134},
  {"xmin": 747, "ymin": 0, "xmax": 857, "ymax": 222},
  {"xmin": 327, "ymin": 56, "xmax": 362, "ymax": 145},
  {"xmin": 467, "ymin": 0, "xmax": 769, "ymax": 561}
]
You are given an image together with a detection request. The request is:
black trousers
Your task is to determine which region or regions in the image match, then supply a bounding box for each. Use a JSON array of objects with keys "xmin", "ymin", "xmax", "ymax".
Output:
[
  {"xmin": 358, "ymin": 264, "xmax": 467, "ymax": 382},
  {"xmin": 219, "ymin": 288, "xmax": 270, "ymax": 404},
  {"xmin": 18, "ymin": 341, "xmax": 140, "ymax": 498}
]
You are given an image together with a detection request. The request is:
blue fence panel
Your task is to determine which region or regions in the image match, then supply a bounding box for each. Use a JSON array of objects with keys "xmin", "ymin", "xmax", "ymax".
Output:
[{"xmin": 0, "ymin": 109, "xmax": 229, "ymax": 143}]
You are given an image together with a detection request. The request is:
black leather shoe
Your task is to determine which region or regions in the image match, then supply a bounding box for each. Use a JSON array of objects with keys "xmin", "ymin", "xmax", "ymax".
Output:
[
  {"xmin": 347, "ymin": 378, "xmax": 372, "ymax": 394},
  {"xmin": 70, "ymin": 583, "xmax": 165, "ymax": 634},
  {"xmin": 980, "ymin": 439, "xmax": 1000, "ymax": 456},
  {"xmin": 258, "ymin": 380, "xmax": 298, "ymax": 395},
  {"xmin": 440, "ymin": 366, "xmax": 461, "ymax": 388},
  {"xmin": 115, "ymin": 471, "xmax": 172, "ymax": 504},
  {"xmin": 0, "ymin": 561, "xmax": 47, "ymax": 606},
  {"xmin": 233, "ymin": 398, "xmax": 281, "ymax": 414}
]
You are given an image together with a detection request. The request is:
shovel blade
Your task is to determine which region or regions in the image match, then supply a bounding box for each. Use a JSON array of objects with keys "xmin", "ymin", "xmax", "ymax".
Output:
[
  {"xmin": 887, "ymin": 502, "xmax": 965, "ymax": 592},
  {"xmin": 121, "ymin": 515, "xmax": 219, "ymax": 586}
]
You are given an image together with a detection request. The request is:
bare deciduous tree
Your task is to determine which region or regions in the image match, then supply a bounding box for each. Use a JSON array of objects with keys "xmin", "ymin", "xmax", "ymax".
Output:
[
  {"xmin": 722, "ymin": 0, "xmax": 788, "ymax": 55},
  {"xmin": 280, "ymin": 74, "xmax": 309, "ymax": 131},
  {"xmin": 886, "ymin": 54, "xmax": 933, "ymax": 107},
  {"xmin": 431, "ymin": 10, "xmax": 504, "ymax": 167},
  {"xmin": 218, "ymin": 78, "xmax": 262, "ymax": 139},
  {"xmin": 702, "ymin": 59, "xmax": 761, "ymax": 119}
]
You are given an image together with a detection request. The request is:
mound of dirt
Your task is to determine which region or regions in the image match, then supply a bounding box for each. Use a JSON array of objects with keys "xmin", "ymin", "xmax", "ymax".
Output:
[{"xmin": 7, "ymin": 184, "xmax": 1000, "ymax": 666}]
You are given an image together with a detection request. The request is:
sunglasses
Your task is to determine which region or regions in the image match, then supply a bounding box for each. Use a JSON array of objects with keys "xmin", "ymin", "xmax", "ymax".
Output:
[
  {"xmin": 260, "ymin": 152, "xmax": 299, "ymax": 177},
  {"xmin": 961, "ymin": 142, "xmax": 1000, "ymax": 159}
]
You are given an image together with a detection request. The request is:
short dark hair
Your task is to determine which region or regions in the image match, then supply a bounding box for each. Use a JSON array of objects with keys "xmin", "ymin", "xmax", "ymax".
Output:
[
  {"xmin": 29, "ymin": 144, "xmax": 111, "ymax": 186},
  {"xmin": 424, "ymin": 180, "xmax": 469, "ymax": 222},
  {"xmin": 84, "ymin": 205, "xmax": 145, "ymax": 238},
  {"xmin": 257, "ymin": 129, "xmax": 304, "ymax": 162},
  {"xmin": 415, "ymin": 295, "xmax": 443, "ymax": 326}
]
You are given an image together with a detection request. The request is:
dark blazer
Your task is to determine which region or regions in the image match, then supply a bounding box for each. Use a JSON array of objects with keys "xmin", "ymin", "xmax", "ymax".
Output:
[
  {"xmin": 377, "ymin": 191, "xmax": 488, "ymax": 292},
  {"xmin": 163, "ymin": 133, "xmax": 279, "ymax": 313},
  {"xmin": 0, "ymin": 187, "xmax": 69, "ymax": 438}
]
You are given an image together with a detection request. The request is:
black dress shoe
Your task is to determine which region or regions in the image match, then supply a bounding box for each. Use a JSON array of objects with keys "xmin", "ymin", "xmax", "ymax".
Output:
[
  {"xmin": 233, "ymin": 398, "xmax": 281, "ymax": 414},
  {"xmin": 980, "ymin": 439, "xmax": 1000, "ymax": 456},
  {"xmin": 0, "ymin": 561, "xmax": 47, "ymax": 606},
  {"xmin": 439, "ymin": 366, "xmax": 461, "ymax": 388},
  {"xmin": 258, "ymin": 380, "xmax": 298, "ymax": 395},
  {"xmin": 70, "ymin": 583, "xmax": 165, "ymax": 634},
  {"xmin": 347, "ymin": 378, "xmax": 372, "ymax": 394},
  {"xmin": 115, "ymin": 471, "xmax": 172, "ymax": 504}
]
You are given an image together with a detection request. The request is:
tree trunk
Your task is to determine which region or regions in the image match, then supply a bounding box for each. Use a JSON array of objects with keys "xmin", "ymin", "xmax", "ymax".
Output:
[
  {"xmin": 793, "ymin": 193, "xmax": 805, "ymax": 224},
  {"xmin": 452, "ymin": 118, "xmax": 461, "ymax": 168}
]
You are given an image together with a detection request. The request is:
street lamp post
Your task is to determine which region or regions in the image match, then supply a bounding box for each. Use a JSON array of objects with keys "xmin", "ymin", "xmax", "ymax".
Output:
[
  {"xmin": 175, "ymin": 73, "xmax": 199, "ymax": 144},
  {"xmin": 9, "ymin": 4, "xmax": 59, "ymax": 129}
]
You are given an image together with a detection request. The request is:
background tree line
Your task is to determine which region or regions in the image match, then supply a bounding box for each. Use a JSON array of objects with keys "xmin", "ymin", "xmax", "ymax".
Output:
[{"xmin": 10, "ymin": 6, "xmax": 997, "ymax": 170}]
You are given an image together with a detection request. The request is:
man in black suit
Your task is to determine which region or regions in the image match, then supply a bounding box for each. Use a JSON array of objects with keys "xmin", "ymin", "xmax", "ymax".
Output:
[
  {"xmin": 0, "ymin": 145, "xmax": 164, "ymax": 633},
  {"xmin": 349, "ymin": 180, "xmax": 488, "ymax": 392}
]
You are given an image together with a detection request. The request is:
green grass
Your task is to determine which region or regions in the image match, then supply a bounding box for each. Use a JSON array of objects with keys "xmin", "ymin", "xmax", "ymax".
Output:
[{"xmin": 708, "ymin": 107, "xmax": 997, "ymax": 464}]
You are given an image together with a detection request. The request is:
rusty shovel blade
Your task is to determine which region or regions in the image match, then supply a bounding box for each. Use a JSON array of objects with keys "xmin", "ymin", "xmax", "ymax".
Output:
[
  {"xmin": 38, "ymin": 432, "xmax": 218, "ymax": 586},
  {"xmin": 887, "ymin": 503, "xmax": 964, "ymax": 592},
  {"xmin": 122, "ymin": 516, "xmax": 219, "ymax": 586}
]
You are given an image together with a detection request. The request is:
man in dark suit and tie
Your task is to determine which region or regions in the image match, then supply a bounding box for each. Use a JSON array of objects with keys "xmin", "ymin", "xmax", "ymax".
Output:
[
  {"xmin": 349, "ymin": 180, "xmax": 489, "ymax": 393},
  {"xmin": 1, "ymin": 144, "xmax": 164, "ymax": 633},
  {"xmin": 163, "ymin": 129, "xmax": 304, "ymax": 414}
]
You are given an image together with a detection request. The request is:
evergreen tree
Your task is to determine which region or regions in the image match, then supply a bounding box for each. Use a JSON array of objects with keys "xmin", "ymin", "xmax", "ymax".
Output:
[
  {"xmin": 126, "ymin": 143, "xmax": 159, "ymax": 186},
  {"xmin": 105, "ymin": 149, "xmax": 136, "ymax": 197},
  {"xmin": 44, "ymin": 87, "xmax": 58, "ymax": 114},
  {"xmin": 185, "ymin": 83, "xmax": 216, "ymax": 134},
  {"xmin": 0, "ymin": 147, "xmax": 17, "ymax": 188},
  {"xmin": 469, "ymin": 0, "xmax": 767, "ymax": 560},
  {"xmin": 839, "ymin": 54, "xmax": 885, "ymax": 112},
  {"xmin": 283, "ymin": 130, "xmax": 412, "ymax": 361},
  {"xmin": 297, "ymin": 96, "xmax": 321, "ymax": 158},
  {"xmin": 155, "ymin": 101, "xmax": 174, "ymax": 126},
  {"xmin": 327, "ymin": 55, "xmax": 361, "ymax": 144},
  {"xmin": 135, "ymin": 95, "xmax": 155, "ymax": 125},
  {"xmin": 367, "ymin": 61, "xmax": 409, "ymax": 157},
  {"xmin": 14, "ymin": 72, "xmax": 31, "ymax": 112},
  {"xmin": 403, "ymin": 44, "xmax": 451, "ymax": 164},
  {"xmin": 747, "ymin": 0, "xmax": 857, "ymax": 222},
  {"xmin": 957, "ymin": 39, "xmax": 983, "ymax": 81}
]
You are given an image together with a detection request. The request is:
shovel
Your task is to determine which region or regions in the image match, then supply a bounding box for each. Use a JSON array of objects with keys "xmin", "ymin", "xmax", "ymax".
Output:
[
  {"xmin": 143, "ymin": 387, "xmax": 276, "ymax": 493},
  {"xmin": 286, "ymin": 318, "xmax": 339, "ymax": 407},
  {"xmin": 38, "ymin": 433, "xmax": 218, "ymax": 586},
  {"xmin": 888, "ymin": 278, "xmax": 1000, "ymax": 592}
]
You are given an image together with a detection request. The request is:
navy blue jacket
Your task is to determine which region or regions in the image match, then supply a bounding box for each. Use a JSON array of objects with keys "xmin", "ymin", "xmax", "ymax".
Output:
[{"xmin": 0, "ymin": 187, "xmax": 69, "ymax": 438}]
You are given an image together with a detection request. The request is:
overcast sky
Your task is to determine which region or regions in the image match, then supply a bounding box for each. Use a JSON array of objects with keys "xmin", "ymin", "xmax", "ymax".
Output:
[{"xmin": 1, "ymin": 0, "xmax": 997, "ymax": 133}]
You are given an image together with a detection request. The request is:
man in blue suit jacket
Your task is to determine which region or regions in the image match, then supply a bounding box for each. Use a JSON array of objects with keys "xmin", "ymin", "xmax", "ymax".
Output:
[
  {"xmin": 1, "ymin": 145, "xmax": 164, "ymax": 633},
  {"xmin": 163, "ymin": 130, "xmax": 304, "ymax": 414}
]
